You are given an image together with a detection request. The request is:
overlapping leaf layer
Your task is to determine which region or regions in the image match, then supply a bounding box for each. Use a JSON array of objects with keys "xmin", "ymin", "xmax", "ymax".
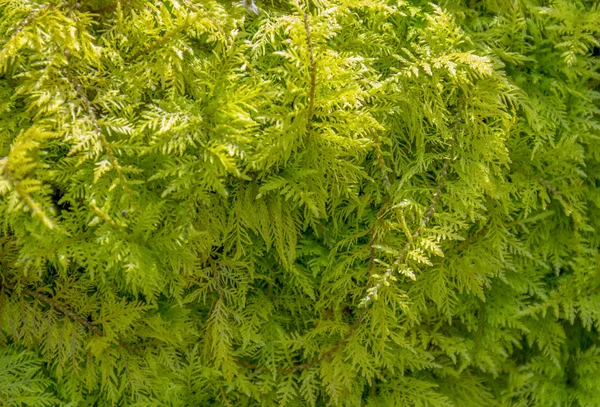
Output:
[{"xmin": 0, "ymin": 0, "xmax": 599, "ymax": 405}]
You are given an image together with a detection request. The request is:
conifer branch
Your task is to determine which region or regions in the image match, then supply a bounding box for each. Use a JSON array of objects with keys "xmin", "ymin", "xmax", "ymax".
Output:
[
  {"xmin": 512, "ymin": 164, "xmax": 562, "ymax": 197},
  {"xmin": 12, "ymin": 181, "xmax": 56, "ymax": 230},
  {"xmin": 473, "ymin": 297, "xmax": 486, "ymax": 357},
  {"xmin": 218, "ymin": 384, "xmax": 232, "ymax": 407},
  {"xmin": 442, "ymin": 164, "xmax": 564, "ymax": 257},
  {"xmin": 279, "ymin": 309, "xmax": 365, "ymax": 374},
  {"xmin": 411, "ymin": 150, "xmax": 453, "ymax": 240},
  {"xmin": 127, "ymin": 15, "xmax": 197, "ymax": 63},
  {"xmin": 274, "ymin": 161, "xmax": 395, "ymax": 375},
  {"xmin": 367, "ymin": 202, "xmax": 390, "ymax": 272},
  {"xmin": 9, "ymin": 182, "xmax": 49, "ymax": 228},
  {"xmin": 1, "ymin": 0, "xmax": 596, "ymax": 402},
  {"xmin": 90, "ymin": 201, "xmax": 124, "ymax": 232},
  {"xmin": 66, "ymin": 71, "xmax": 137, "ymax": 210},
  {"xmin": 303, "ymin": 12, "xmax": 316, "ymax": 133},
  {"xmin": 3, "ymin": 1, "xmax": 85, "ymax": 48},
  {"xmin": 5, "ymin": 4, "xmax": 52, "ymax": 45},
  {"xmin": 447, "ymin": 226, "xmax": 490, "ymax": 256},
  {"xmin": 209, "ymin": 257, "xmax": 225, "ymax": 299},
  {"xmin": 85, "ymin": 0, "xmax": 132, "ymax": 14},
  {"xmin": 234, "ymin": 95, "xmax": 456, "ymax": 381},
  {"xmin": 22, "ymin": 289, "xmax": 103, "ymax": 336},
  {"xmin": 443, "ymin": 210, "xmax": 557, "ymax": 259},
  {"xmin": 233, "ymin": 216, "xmax": 372, "ymax": 374},
  {"xmin": 0, "ymin": 159, "xmax": 56, "ymax": 229},
  {"xmin": 235, "ymin": 308, "xmax": 366, "ymax": 375},
  {"xmin": 236, "ymin": 153, "xmax": 394, "ymax": 376},
  {"xmin": 261, "ymin": 126, "xmax": 433, "ymax": 376},
  {"xmin": 372, "ymin": 133, "xmax": 391, "ymax": 192},
  {"xmin": 360, "ymin": 130, "xmax": 458, "ymax": 310}
]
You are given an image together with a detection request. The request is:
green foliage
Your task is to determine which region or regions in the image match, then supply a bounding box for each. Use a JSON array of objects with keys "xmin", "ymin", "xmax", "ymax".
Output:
[
  {"xmin": 0, "ymin": 348, "xmax": 59, "ymax": 406},
  {"xmin": 0, "ymin": 0, "xmax": 598, "ymax": 405}
]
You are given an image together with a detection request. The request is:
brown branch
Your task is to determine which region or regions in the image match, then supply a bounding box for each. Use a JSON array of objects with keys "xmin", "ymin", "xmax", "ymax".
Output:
[
  {"xmin": 23, "ymin": 289, "xmax": 103, "ymax": 336},
  {"xmin": 303, "ymin": 12, "xmax": 316, "ymax": 133},
  {"xmin": 234, "ymin": 358, "xmax": 261, "ymax": 370}
]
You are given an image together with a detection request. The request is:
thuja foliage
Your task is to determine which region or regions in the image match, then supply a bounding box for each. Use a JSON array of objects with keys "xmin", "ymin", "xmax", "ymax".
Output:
[{"xmin": 0, "ymin": 0, "xmax": 599, "ymax": 405}]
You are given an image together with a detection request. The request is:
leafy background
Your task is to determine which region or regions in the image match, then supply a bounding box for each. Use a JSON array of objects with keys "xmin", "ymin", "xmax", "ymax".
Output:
[{"xmin": 0, "ymin": 0, "xmax": 599, "ymax": 405}]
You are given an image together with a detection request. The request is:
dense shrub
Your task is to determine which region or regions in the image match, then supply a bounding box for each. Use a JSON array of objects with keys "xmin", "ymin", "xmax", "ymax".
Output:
[{"xmin": 0, "ymin": 0, "xmax": 599, "ymax": 405}]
